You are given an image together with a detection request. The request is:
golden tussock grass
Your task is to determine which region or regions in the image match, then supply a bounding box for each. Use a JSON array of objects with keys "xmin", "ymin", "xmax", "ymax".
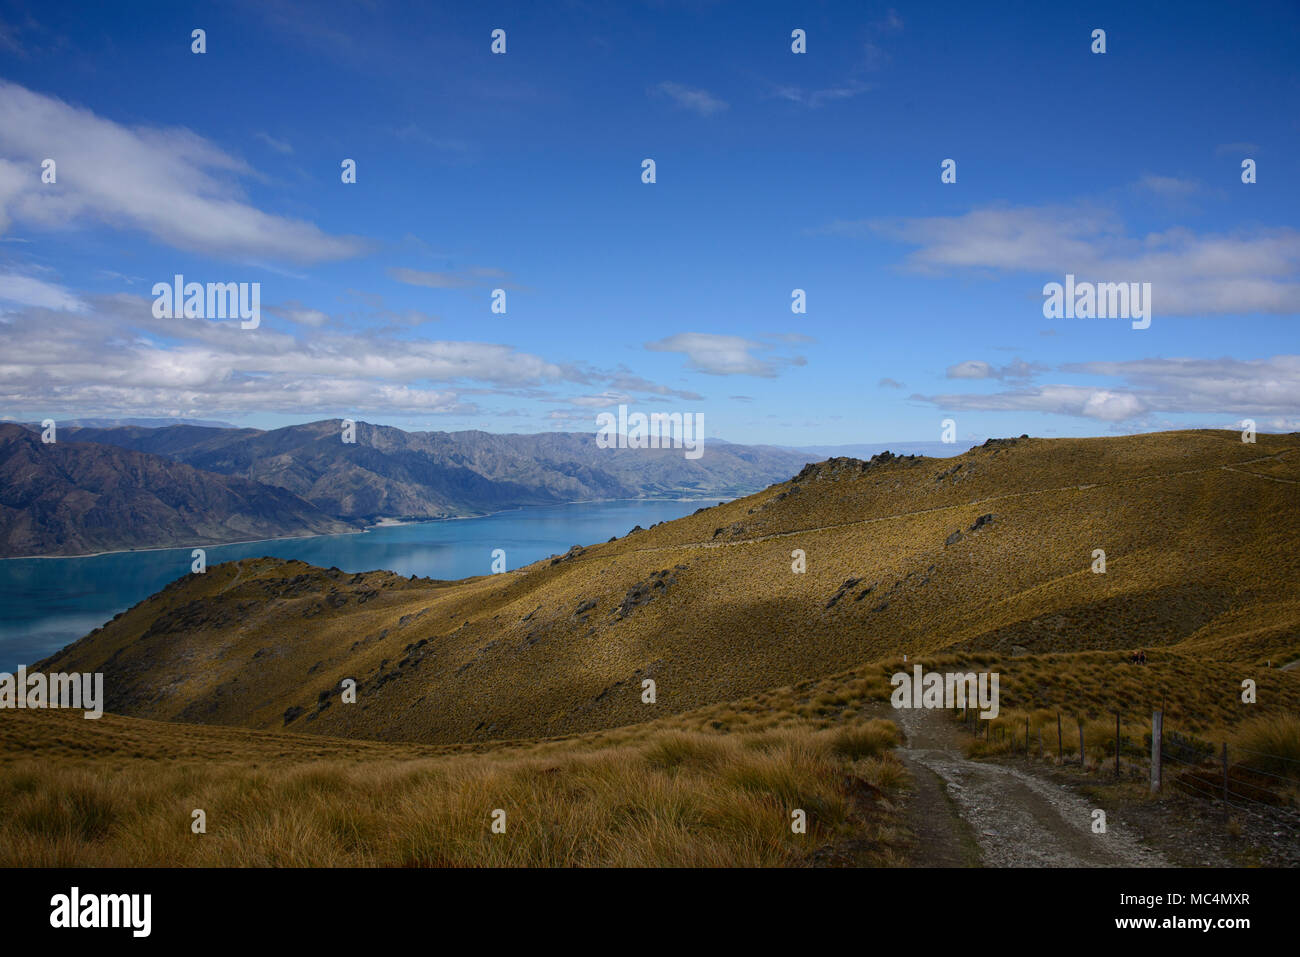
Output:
[
  {"xmin": 1232, "ymin": 713, "xmax": 1300, "ymax": 781},
  {"xmin": 0, "ymin": 716, "xmax": 904, "ymax": 867}
]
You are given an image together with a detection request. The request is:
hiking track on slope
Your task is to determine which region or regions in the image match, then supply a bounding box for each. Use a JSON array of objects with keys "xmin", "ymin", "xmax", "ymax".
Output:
[{"xmin": 895, "ymin": 707, "xmax": 1167, "ymax": 867}]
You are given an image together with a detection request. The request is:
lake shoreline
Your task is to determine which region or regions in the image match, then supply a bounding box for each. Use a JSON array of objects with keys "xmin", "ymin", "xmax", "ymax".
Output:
[
  {"xmin": 0, "ymin": 497, "xmax": 729, "ymax": 672},
  {"xmin": 0, "ymin": 495, "xmax": 734, "ymax": 562}
]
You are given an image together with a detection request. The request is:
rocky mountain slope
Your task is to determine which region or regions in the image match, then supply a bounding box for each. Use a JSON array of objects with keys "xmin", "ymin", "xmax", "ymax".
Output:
[
  {"xmin": 0, "ymin": 424, "xmax": 354, "ymax": 557},
  {"xmin": 60, "ymin": 419, "xmax": 810, "ymax": 522}
]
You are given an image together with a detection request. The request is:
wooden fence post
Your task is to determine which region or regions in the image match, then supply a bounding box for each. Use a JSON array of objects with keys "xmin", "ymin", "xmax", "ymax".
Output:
[
  {"xmin": 1025, "ymin": 716, "xmax": 1030, "ymax": 760},
  {"xmin": 1114, "ymin": 712, "xmax": 1121, "ymax": 778},
  {"xmin": 1221, "ymin": 742, "xmax": 1229, "ymax": 802},
  {"xmin": 1078, "ymin": 717, "xmax": 1085, "ymax": 768},
  {"xmin": 1057, "ymin": 712, "xmax": 1063, "ymax": 763},
  {"xmin": 1150, "ymin": 710, "xmax": 1162, "ymax": 794}
]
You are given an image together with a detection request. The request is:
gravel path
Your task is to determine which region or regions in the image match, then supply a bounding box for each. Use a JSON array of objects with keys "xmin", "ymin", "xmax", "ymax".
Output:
[{"xmin": 895, "ymin": 707, "xmax": 1168, "ymax": 867}]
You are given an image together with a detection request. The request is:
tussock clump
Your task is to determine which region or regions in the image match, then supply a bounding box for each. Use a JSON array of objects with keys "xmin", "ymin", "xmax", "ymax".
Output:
[
  {"xmin": 642, "ymin": 731, "xmax": 733, "ymax": 770},
  {"xmin": 1234, "ymin": 713, "xmax": 1300, "ymax": 780},
  {"xmin": 825, "ymin": 720, "xmax": 899, "ymax": 761}
]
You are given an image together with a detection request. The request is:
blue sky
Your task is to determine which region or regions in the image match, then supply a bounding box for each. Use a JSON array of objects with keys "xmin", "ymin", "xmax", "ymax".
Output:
[{"xmin": 0, "ymin": 0, "xmax": 1297, "ymax": 446}]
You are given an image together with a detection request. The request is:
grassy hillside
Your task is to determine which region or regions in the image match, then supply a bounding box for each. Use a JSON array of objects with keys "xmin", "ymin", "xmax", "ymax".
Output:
[
  {"xmin": 38, "ymin": 430, "xmax": 1300, "ymax": 744},
  {"xmin": 11, "ymin": 429, "xmax": 1300, "ymax": 866}
]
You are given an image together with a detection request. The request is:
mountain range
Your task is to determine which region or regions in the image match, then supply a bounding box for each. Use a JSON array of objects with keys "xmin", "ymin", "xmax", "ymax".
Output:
[
  {"xmin": 0, "ymin": 419, "xmax": 810, "ymax": 556},
  {"xmin": 0, "ymin": 423, "xmax": 352, "ymax": 558}
]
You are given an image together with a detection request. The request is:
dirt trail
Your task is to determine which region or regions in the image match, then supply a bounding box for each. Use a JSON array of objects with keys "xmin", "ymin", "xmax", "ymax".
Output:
[
  {"xmin": 895, "ymin": 707, "xmax": 1167, "ymax": 867},
  {"xmin": 218, "ymin": 560, "xmax": 245, "ymax": 595}
]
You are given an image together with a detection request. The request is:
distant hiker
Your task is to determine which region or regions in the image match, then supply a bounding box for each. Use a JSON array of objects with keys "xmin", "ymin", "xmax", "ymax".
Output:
[{"xmin": 1128, "ymin": 649, "xmax": 1147, "ymax": 665}]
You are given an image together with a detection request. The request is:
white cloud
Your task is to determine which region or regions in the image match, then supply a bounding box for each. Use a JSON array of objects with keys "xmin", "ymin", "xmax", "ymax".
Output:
[
  {"xmin": 0, "ymin": 293, "xmax": 568, "ymax": 416},
  {"xmin": 560, "ymin": 392, "xmax": 632, "ymax": 408},
  {"xmin": 253, "ymin": 131, "xmax": 294, "ymax": 154},
  {"xmin": 947, "ymin": 360, "xmax": 994, "ymax": 379},
  {"xmin": 771, "ymin": 81, "xmax": 872, "ymax": 108},
  {"xmin": 604, "ymin": 370, "xmax": 703, "ymax": 401},
  {"xmin": 0, "ymin": 271, "xmax": 85, "ymax": 312},
  {"xmin": 0, "ymin": 81, "xmax": 365, "ymax": 263},
  {"xmin": 851, "ymin": 202, "xmax": 1300, "ymax": 316},
  {"xmin": 645, "ymin": 332, "xmax": 806, "ymax": 377},
  {"xmin": 653, "ymin": 82, "xmax": 728, "ymax": 116},
  {"xmin": 1064, "ymin": 355, "xmax": 1300, "ymax": 415},
  {"xmin": 919, "ymin": 355, "xmax": 1300, "ymax": 423},
  {"xmin": 1135, "ymin": 174, "xmax": 1199, "ymax": 196},
  {"xmin": 922, "ymin": 385, "xmax": 1148, "ymax": 422},
  {"xmin": 0, "ymin": 290, "xmax": 706, "ymax": 421},
  {"xmin": 388, "ymin": 266, "xmax": 510, "ymax": 289},
  {"xmin": 1215, "ymin": 142, "xmax": 1259, "ymax": 157},
  {"xmin": 266, "ymin": 301, "xmax": 330, "ymax": 327},
  {"xmin": 946, "ymin": 358, "xmax": 1045, "ymax": 381}
]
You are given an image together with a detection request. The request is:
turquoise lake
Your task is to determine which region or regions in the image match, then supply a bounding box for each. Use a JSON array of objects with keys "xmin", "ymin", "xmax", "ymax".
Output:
[{"xmin": 0, "ymin": 498, "xmax": 712, "ymax": 671}]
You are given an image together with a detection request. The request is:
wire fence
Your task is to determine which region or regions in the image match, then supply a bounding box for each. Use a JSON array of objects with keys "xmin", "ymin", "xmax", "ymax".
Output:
[
  {"xmin": 1158, "ymin": 722, "xmax": 1300, "ymax": 829},
  {"xmin": 957, "ymin": 706, "xmax": 1300, "ymax": 832}
]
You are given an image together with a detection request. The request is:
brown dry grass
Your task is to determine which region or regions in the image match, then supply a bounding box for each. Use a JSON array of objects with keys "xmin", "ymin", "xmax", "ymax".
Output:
[{"xmin": 0, "ymin": 712, "xmax": 904, "ymax": 867}]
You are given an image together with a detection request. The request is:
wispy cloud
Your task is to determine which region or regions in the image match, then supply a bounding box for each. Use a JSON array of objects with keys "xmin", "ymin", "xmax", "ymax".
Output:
[
  {"xmin": 645, "ymin": 332, "xmax": 806, "ymax": 378},
  {"xmin": 0, "ymin": 292, "xmax": 566, "ymax": 417},
  {"xmin": 862, "ymin": 8, "xmax": 904, "ymax": 70},
  {"xmin": 918, "ymin": 385, "xmax": 1147, "ymax": 422},
  {"xmin": 1134, "ymin": 174, "xmax": 1199, "ymax": 196},
  {"xmin": 0, "ymin": 81, "xmax": 366, "ymax": 263},
  {"xmin": 253, "ymin": 131, "xmax": 294, "ymax": 154},
  {"xmin": 653, "ymin": 82, "xmax": 728, "ymax": 116},
  {"xmin": 841, "ymin": 201, "xmax": 1300, "ymax": 315},
  {"xmin": 770, "ymin": 80, "xmax": 872, "ymax": 108},
  {"xmin": 603, "ymin": 370, "xmax": 702, "ymax": 401},
  {"xmin": 946, "ymin": 358, "xmax": 1046, "ymax": 381},
  {"xmin": 94, "ymin": 269, "xmax": 146, "ymax": 286},
  {"xmin": 551, "ymin": 391, "xmax": 632, "ymax": 409},
  {"xmin": 266, "ymin": 301, "xmax": 330, "ymax": 327},
  {"xmin": 917, "ymin": 355, "xmax": 1300, "ymax": 423},
  {"xmin": 0, "ymin": 271, "xmax": 84, "ymax": 312},
  {"xmin": 388, "ymin": 266, "xmax": 512, "ymax": 289},
  {"xmin": 0, "ymin": 287, "xmax": 699, "ymax": 420}
]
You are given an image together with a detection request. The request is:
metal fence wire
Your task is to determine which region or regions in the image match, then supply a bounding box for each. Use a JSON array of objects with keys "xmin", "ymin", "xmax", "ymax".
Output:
[{"xmin": 970, "ymin": 707, "xmax": 1300, "ymax": 833}]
